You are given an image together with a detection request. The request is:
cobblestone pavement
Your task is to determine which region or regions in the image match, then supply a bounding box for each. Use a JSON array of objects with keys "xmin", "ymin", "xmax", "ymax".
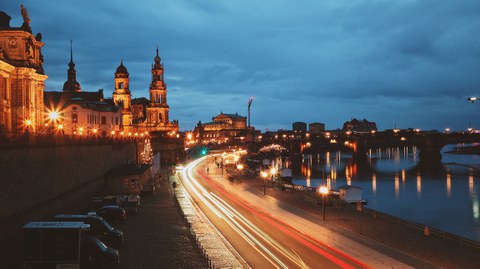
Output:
[{"xmin": 117, "ymin": 179, "xmax": 209, "ymax": 269}]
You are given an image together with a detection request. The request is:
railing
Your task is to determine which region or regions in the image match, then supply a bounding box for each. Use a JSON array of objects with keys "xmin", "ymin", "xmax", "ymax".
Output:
[
  {"xmin": 282, "ymin": 182, "xmax": 480, "ymax": 250},
  {"xmin": 359, "ymin": 206, "xmax": 480, "ymax": 250}
]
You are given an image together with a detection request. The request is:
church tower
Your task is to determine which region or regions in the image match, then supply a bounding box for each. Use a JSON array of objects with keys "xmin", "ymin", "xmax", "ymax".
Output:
[
  {"xmin": 63, "ymin": 41, "xmax": 81, "ymax": 92},
  {"xmin": 145, "ymin": 47, "xmax": 173, "ymax": 130},
  {"xmin": 113, "ymin": 60, "xmax": 132, "ymax": 129}
]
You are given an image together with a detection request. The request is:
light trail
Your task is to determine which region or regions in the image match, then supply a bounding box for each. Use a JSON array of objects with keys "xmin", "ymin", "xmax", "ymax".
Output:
[
  {"xmin": 180, "ymin": 156, "xmax": 367, "ymax": 269},
  {"xmin": 181, "ymin": 157, "xmax": 298, "ymax": 268}
]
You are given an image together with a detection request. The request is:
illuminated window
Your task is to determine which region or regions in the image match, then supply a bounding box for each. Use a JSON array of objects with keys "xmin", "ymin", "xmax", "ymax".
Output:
[{"xmin": 72, "ymin": 114, "xmax": 77, "ymax": 123}]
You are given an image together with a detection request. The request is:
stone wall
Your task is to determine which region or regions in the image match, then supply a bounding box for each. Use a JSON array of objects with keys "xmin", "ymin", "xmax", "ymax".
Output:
[{"xmin": 0, "ymin": 142, "xmax": 137, "ymax": 230}]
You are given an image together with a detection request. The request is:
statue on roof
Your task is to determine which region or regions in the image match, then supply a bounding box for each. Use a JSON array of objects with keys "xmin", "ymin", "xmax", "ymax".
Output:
[{"xmin": 20, "ymin": 5, "xmax": 32, "ymax": 32}]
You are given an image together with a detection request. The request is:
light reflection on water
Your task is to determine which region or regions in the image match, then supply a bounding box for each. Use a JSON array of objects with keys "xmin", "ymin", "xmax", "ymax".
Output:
[{"xmin": 290, "ymin": 144, "xmax": 480, "ymax": 242}]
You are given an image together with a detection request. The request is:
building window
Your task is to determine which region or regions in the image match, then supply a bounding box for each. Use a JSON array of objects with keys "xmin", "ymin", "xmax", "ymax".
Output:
[
  {"xmin": 101, "ymin": 116, "xmax": 106, "ymax": 125},
  {"xmin": 115, "ymin": 117, "xmax": 119, "ymax": 125},
  {"xmin": 119, "ymin": 82, "xmax": 123, "ymax": 89},
  {"xmin": 72, "ymin": 114, "xmax": 78, "ymax": 123}
]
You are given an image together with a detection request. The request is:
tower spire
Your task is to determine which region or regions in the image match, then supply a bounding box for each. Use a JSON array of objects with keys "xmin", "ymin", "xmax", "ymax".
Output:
[
  {"xmin": 63, "ymin": 40, "xmax": 81, "ymax": 92},
  {"xmin": 70, "ymin": 40, "xmax": 73, "ymax": 64}
]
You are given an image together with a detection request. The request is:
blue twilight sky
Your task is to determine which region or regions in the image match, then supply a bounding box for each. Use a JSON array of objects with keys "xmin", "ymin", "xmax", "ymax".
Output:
[{"xmin": 3, "ymin": 1, "xmax": 480, "ymax": 132}]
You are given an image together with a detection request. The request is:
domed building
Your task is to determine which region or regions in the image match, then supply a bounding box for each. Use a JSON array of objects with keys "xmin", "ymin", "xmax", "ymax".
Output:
[
  {"xmin": 112, "ymin": 48, "xmax": 179, "ymax": 133},
  {"xmin": 112, "ymin": 60, "xmax": 133, "ymax": 130}
]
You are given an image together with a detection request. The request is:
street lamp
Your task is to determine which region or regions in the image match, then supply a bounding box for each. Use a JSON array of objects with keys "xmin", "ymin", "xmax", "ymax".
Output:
[
  {"xmin": 261, "ymin": 171, "xmax": 268, "ymax": 195},
  {"xmin": 319, "ymin": 185, "xmax": 329, "ymax": 221},
  {"xmin": 468, "ymin": 97, "xmax": 478, "ymax": 103}
]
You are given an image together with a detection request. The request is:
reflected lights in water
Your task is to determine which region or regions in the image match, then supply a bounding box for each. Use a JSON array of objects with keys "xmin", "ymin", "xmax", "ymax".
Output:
[
  {"xmin": 446, "ymin": 172, "xmax": 452, "ymax": 198},
  {"xmin": 372, "ymin": 173, "xmax": 377, "ymax": 196},
  {"xmin": 417, "ymin": 172, "xmax": 422, "ymax": 198},
  {"xmin": 469, "ymin": 173, "xmax": 474, "ymax": 197},
  {"xmin": 395, "ymin": 173, "xmax": 400, "ymax": 199},
  {"xmin": 402, "ymin": 169, "xmax": 406, "ymax": 185}
]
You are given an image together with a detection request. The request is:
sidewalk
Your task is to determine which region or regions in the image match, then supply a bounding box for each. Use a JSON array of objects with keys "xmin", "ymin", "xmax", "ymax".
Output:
[
  {"xmin": 202, "ymin": 161, "xmax": 480, "ymax": 269},
  {"xmin": 118, "ymin": 178, "xmax": 209, "ymax": 269}
]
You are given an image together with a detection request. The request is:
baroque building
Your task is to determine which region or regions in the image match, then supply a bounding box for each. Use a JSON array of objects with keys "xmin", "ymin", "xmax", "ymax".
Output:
[
  {"xmin": 112, "ymin": 60, "xmax": 133, "ymax": 130},
  {"xmin": 194, "ymin": 112, "xmax": 247, "ymax": 144},
  {"xmin": 0, "ymin": 6, "xmax": 47, "ymax": 136},
  {"xmin": 44, "ymin": 43, "xmax": 122, "ymax": 136},
  {"xmin": 113, "ymin": 48, "xmax": 178, "ymax": 133}
]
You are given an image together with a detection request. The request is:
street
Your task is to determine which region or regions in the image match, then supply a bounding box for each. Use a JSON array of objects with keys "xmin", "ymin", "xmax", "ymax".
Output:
[{"xmin": 179, "ymin": 156, "xmax": 370, "ymax": 269}]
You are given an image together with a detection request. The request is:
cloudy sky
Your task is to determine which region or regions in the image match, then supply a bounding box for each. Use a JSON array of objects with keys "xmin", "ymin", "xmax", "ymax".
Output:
[{"xmin": 4, "ymin": 0, "xmax": 480, "ymax": 131}]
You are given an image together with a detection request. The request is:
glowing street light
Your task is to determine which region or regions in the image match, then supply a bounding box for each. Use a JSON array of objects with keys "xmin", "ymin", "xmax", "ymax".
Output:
[
  {"xmin": 468, "ymin": 97, "xmax": 478, "ymax": 103},
  {"xmin": 319, "ymin": 185, "xmax": 329, "ymax": 221},
  {"xmin": 48, "ymin": 111, "xmax": 59, "ymax": 121},
  {"xmin": 261, "ymin": 171, "xmax": 268, "ymax": 195}
]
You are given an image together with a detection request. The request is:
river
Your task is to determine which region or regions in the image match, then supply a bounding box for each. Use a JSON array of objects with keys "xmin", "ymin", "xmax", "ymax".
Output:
[{"xmin": 289, "ymin": 144, "xmax": 480, "ymax": 242}]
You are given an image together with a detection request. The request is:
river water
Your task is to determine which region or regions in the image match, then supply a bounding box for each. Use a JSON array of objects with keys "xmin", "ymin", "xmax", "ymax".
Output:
[{"xmin": 289, "ymin": 144, "xmax": 480, "ymax": 242}]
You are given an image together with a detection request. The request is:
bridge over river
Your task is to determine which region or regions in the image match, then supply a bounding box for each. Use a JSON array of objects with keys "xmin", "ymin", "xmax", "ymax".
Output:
[{"xmin": 252, "ymin": 130, "xmax": 480, "ymax": 172}]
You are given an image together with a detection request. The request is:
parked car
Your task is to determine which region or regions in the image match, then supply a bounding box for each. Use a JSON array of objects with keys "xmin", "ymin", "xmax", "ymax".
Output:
[
  {"xmin": 54, "ymin": 214, "xmax": 124, "ymax": 248},
  {"xmin": 94, "ymin": 205, "xmax": 127, "ymax": 224},
  {"xmin": 22, "ymin": 221, "xmax": 119, "ymax": 269},
  {"xmin": 83, "ymin": 235, "xmax": 120, "ymax": 268}
]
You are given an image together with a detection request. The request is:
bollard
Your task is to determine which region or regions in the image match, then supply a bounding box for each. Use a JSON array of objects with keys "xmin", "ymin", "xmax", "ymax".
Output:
[
  {"xmin": 356, "ymin": 201, "xmax": 363, "ymax": 211},
  {"xmin": 424, "ymin": 226, "xmax": 430, "ymax": 237}
]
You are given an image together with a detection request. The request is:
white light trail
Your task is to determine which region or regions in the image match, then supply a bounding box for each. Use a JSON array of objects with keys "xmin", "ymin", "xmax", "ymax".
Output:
[{"xmin": 180, "ymin": 157, "xmax": 309, "ymax": 269}]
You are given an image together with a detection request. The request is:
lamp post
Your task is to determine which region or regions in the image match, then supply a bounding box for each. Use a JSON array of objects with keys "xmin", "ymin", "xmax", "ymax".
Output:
[
  {"xmin": 319, "ymin": 185, "xmax": 329, "ymax": 221},
  {"xmin": 261, "ymin": 171, "xmax": 268, "ymax": 195}
]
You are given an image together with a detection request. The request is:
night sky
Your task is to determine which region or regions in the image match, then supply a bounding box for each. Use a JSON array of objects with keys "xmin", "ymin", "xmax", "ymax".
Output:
[{"xmin": 3, "ymin": 1, "xmax": 480, "ymax": 132}]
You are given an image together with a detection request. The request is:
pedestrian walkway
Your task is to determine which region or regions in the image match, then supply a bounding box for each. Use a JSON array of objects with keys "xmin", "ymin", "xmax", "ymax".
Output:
[{"xmin": 118, "ymin": 178, "xmax": 209, "ymax": 269}]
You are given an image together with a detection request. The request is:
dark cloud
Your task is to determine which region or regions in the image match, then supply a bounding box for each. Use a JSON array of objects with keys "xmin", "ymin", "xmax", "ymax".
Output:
[{"xmin": 3, "ymin": 0, "xmax": 480, "ymax": 131}]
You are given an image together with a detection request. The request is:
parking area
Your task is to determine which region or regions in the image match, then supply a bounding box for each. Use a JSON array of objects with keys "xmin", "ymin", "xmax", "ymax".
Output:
[{"xmin": 117, "ymin": 179, "xmax": 208, "ymax": 268}]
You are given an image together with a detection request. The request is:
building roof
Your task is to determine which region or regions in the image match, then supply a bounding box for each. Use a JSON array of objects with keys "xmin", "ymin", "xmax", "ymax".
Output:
[
  {"xmin": 217, "ymin": 112, "xmax": 246, "ymax": 119},
  {"xmin": 338, "ymin": 185, "xmax": 362, "ymax": 190},
  {"xmin": 44, "ymin": 90, "xmax": 121, "ymax": 113},
  {"xmin": 132, "ymin": 97, "xmax": 149, "ymax": 105},
  {"xmin": 116, "ymin": 60, "xmax": 129, "ymax": 75}
]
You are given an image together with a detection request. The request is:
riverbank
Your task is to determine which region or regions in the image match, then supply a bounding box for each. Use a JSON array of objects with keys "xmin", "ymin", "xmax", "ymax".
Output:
[
  {"xmin": 444, "ymin": 144, "xmax": 480, "ymax": 154},
  {"xmin": 233, "ymin": 174, "xmax": 480, "ymax": 268}
]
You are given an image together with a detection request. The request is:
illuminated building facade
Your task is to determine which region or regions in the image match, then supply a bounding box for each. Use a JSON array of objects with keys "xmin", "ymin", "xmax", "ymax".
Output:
[
  {"xmin": 44, "ymin": 45, "xmax": 122, "ymax": 136},
  {"xmin": 112, "ymin": 49, "xmax": 179, "ymax": 133},
  {"xmin": 194, "ymin": 112, "xmax": 247, "ymax": 144},
  {"xmin": 112, "ymin": 61, "xmax": 133, "ymax": 130},
  {"xmin": 0, "ymin": 6, "xmax": 47, "ymax": 136}
]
